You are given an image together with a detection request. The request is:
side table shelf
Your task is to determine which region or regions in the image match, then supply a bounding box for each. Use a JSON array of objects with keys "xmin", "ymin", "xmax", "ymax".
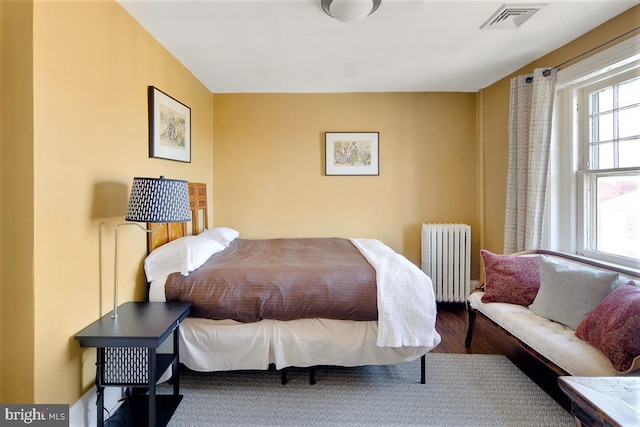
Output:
[
  {"xmin": 75, "ymin": 302, "xmax": 192, "ymax": 427},
  {"xmin": 103, "ymin": 395, "xmax": 182, "ymax": 427}
]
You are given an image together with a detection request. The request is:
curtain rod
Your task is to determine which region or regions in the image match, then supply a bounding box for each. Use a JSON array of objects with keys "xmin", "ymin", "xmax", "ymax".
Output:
[{"xmin": 540, "ymin": 26, "xmax": 640, "ymax": 77}]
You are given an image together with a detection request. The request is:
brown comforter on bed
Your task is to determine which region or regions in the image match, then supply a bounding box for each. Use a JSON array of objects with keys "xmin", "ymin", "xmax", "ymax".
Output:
[{"xmin": 164, "ymin": 237, "xmax": 378, "ymax": 322}]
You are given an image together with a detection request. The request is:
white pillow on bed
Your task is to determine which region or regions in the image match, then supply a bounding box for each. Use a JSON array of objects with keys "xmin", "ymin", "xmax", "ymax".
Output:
[
  {"xmin": 199, "ymin": 227, "xmax": 240, "ymax": 247},
  {"xmin": 144, "ymin": 236, "xmax": 225, "ymax": 282}
]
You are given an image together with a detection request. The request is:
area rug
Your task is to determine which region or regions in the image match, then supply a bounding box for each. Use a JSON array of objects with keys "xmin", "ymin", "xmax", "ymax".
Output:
[{"xmin": 164, "ymin": 353, "xmax": 573, "ymax": 426}]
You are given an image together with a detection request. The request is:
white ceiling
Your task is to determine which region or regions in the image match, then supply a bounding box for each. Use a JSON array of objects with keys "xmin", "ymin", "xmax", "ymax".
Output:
[{"xmin": 118, "ymin": 0, "xmax": 640, "ymax": 93}]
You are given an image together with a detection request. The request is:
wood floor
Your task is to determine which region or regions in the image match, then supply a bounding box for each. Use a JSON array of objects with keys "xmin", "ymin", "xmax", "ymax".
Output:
[{"xmin": 432, "ymin": 303, "xmax": 571, "ymax": 411}]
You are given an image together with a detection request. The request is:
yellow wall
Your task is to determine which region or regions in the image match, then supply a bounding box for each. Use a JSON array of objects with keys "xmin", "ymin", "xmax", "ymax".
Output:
[
  {"xmin": 1, "ymin": 0, "xmax": 213, "ymax": 405},
  {"xmin": 480, "ymin": 5, "xmax": 640, "ymax": 253},
  {"xmin": 1, "ymin": 0, "xmax": 636, "ymax": 408},
  {"xmin": 212, "ymin": 93, "xmax": 479, "ymax": 268},
  {"xmin": 0, "ymin": 0, "xmax": 5, "ymax": 403},
  {"xmin": 1, "ymin": 0, "xmax": 36, "ymax": 403},
  {"xmin": 0, "ymin": 0, "xmax": 3, "ymax": 400}
]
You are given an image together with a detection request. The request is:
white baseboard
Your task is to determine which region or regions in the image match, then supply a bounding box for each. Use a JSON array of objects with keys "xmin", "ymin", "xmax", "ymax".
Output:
[{"xmin": 69, "ymin": 386, "xmax": 123, "ymax": 427}]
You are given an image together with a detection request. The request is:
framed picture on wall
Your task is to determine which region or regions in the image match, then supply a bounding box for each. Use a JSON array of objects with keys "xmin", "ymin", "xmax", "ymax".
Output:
[
  {"xmin": 148, "ymin": 86, "xmax": 191, "ymax": 163},
  {"xmin": 325, "ymin": 132, "xmax": 379, "ymax": 176}
]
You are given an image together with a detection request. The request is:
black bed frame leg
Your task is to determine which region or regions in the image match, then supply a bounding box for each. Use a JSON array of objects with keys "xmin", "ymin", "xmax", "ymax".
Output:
[
  {"xmin": 465, "ymin": 306, "xmax": 477, "ymax": 347},
  {"xmin": 420, "ymin": 355, "xmax": 426, "ymax": 384},
  {"xmin": 281, "ymin": 367, "xmax": 315, "ymax": 385}
]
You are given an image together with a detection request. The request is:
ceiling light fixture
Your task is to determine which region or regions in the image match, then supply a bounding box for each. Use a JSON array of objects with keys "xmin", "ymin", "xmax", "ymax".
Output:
[{"xmin": 322, "ymin": 0, "xmax": 382, "ymax": 23}]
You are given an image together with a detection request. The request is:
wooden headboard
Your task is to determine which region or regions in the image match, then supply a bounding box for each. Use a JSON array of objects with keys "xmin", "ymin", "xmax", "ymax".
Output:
[{"xmin": 147, "ymin": 182, "xmax": 208, "ymax": 253}]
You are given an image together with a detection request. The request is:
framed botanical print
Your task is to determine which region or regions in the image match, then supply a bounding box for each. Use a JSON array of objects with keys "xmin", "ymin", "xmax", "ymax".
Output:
[
  {"xmin": 148, "ymin": 86, "xmax": 191, "ymax": 163},
  {"xmin": 325, "ymin": 132, "xmax": 379, "ymax": 176}
]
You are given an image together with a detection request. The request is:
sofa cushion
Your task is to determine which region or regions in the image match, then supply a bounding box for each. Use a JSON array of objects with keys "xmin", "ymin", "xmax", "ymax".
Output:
[
  {"xmin": 480, "ymin": 250, "xmax": 540, "ymax": 306},
  {"xmin": 575, "ymin": 282, "xmax": 640, "ymax": 373},
  {"xmin": 528, "ymin": 256, "xmax": 618, "ymax": 330},
  {"xmin": 468, "ymin": 291, "xmax": 629, "ymax": 376}
]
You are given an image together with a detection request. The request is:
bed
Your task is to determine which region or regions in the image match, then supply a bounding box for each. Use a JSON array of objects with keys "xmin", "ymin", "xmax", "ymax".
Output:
[{"xmin": 146, "ymin": 182, "xmax": 441, "ymax": 383}]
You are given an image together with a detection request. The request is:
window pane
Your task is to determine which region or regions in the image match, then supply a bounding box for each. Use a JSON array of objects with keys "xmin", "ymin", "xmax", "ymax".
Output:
[
  {"xmin": 619, "ymin": 106, "xmax": 640, "ymax": 139},
  {"xmin": 590, "ymin": 113, "xmax": 613, "ymax": 143},
  {"xmin": 618, "ymin": 77, "xmax": 640, "ymax": 108},
  {"xmin": 596, "ymin": 174, "xmax": 640, "ymax": 259},
  {"xmin": 591, "ymin": 86, "xmax": 613, "ymax": 113},
  {"xmin": 592, "ymin": 142, "xmax": 614, "ymax": 169},
  {"xmin": 620, "ymin": 139, "xmax": 640, "ymax": 168}
]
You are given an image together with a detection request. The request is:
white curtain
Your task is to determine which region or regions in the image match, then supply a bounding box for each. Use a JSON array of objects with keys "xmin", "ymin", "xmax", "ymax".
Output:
[{"xmin": 504, "ymin": 68, "xmax": 557, "ymax": 254}]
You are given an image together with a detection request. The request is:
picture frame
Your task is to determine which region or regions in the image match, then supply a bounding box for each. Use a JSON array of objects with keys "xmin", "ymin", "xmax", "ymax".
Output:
[
  {"xmin": 148, "ymin": 86, "xmax": 191, "ymax": 163},
  {"xmin": 325, "ymin": 132, "xmax": 379, "ymax": 176}
]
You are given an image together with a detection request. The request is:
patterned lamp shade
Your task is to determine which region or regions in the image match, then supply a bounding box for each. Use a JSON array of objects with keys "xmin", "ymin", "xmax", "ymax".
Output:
[{"xmin": 125, "ymin": 176, "xmax": 191, "ymax": 223}]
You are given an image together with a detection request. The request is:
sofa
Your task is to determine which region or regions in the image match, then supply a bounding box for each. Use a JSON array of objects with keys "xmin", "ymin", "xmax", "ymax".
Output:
[{"xmin": 465, "ymin": 249, "xmax": 640, "ymax": 377}]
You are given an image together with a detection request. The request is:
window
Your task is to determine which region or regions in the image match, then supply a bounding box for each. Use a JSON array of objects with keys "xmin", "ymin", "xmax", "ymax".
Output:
[
  {"xmin": 577, "ymin": 69, "xmax": 640, "ymax": 267},
  {"xmin": 548, "ymin": 35, "xmax": 640, "ymax": 270}
]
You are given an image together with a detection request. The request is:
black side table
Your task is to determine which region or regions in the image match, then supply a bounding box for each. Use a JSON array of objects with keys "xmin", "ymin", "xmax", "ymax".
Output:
[{"xmin": 75, "ymin": 302, "xmax": 192, "ymax": 427}]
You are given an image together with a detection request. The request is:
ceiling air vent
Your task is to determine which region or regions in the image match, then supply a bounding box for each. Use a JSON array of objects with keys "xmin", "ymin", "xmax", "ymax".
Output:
[{"xmin": 480, "ymin": 4, "xmax": 547, "ymax": 30}]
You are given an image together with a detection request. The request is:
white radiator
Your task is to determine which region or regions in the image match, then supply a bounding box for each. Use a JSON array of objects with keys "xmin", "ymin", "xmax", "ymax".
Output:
[{"xmin": 421, "ymin": 223, "xmax": 471, "ymax": 303}]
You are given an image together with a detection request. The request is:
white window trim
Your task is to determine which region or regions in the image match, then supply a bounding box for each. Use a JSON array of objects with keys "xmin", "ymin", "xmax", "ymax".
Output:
[
  {"xmin": 555, "ymin": 35, "xmax": 640, "ymax": 89},
  {"xmin": 545, "ymin": 34, "xmax": 640, "ymax": 271}
]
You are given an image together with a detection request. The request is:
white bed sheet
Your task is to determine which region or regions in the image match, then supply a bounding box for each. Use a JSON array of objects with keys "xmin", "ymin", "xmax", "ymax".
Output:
[
  {"xmin": 177, "ymin": 317, "xmax": 430, "ymax": 372},
  {"xmin": 151, "ymin": 280, "xmax": 435, "ymax": 371}
]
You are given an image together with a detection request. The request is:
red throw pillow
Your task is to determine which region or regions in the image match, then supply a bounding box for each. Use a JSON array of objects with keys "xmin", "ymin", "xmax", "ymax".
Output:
[
  {"xmin": 480, "ymin": 250, "xmax": 540, "ymax": 306},
  {"xmin": 575, "ymin": 282, "xmax": 640, "ymax": 373}
]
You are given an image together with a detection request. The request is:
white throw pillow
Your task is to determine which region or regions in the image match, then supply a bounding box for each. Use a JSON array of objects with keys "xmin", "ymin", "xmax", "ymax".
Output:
[
  {"xmin": 528, "ymin": 256, "xmax": 618, "ymax": 330},
  {"xmin": 144, "ymin": 236, "xmax": 225, "ymax": 282},
  {"xmin": 199, "ymin": 227, "xmax": 240, "ymax": 247}
]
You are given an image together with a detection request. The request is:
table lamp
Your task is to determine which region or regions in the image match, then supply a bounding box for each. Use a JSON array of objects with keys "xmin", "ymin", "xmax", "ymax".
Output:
[{"xmin": 112, "ymin": 176, "xmax": 191, "ymax": 318}]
